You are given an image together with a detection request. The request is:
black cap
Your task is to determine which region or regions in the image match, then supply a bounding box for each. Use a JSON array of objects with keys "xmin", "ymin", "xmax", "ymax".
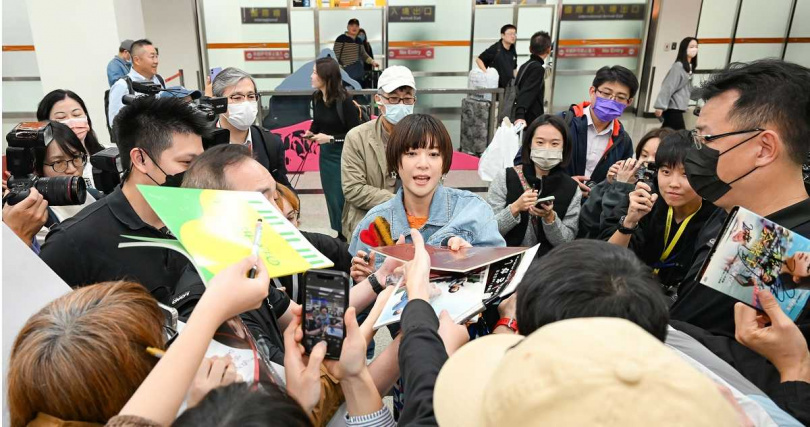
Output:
[{"xmin": 348, "ymin": 18, "xmax": 359, "ymax": 26}]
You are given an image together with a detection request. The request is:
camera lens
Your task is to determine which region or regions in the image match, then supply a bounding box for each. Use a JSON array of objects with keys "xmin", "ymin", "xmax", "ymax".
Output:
[{"xmin": 35, "ymin": 176, "xmax": 87, "ymax": 206}]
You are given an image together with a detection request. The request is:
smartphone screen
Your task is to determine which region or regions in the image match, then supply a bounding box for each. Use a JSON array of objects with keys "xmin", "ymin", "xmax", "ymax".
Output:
[
  {"xmin": 209, "ymin": 67, "xmax": 223, "ymax": 82},
  {"xmin": 303, "ymin": 270, "xmax": 349, "ymax": 359}
]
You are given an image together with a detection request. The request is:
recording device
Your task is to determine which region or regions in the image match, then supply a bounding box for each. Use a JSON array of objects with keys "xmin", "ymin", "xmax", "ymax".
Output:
[
  {"xmin": 91, "ymin": 146, "xmax": 123, "ymax": 194},
  {"xmin": 122, "ymin": 81, "xmax": 163, "ymax": 105},
  {"xmin": 302, "ymin": 270, "xmax": 349, "ymax": 359},
  {"xmin": 635, "ymin": 162, "xmax": 658, "ymax": 187},
  {"xmin": 535, "ymin": 195, "xmax": 555, "ymax": 206},
  {"xmin": 4, "ymin": 122, "xmax": 87, "ymax": 206}
]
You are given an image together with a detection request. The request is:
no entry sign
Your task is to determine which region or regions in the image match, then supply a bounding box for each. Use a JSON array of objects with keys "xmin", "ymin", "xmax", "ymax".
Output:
[{"xmin": 388, "ymin": 47, "xmax": 434, "ymax": 60}]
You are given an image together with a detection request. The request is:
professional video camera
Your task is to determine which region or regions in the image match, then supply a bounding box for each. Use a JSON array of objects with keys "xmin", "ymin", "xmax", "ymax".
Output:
[
  {"xmin": 4, "ymin": 122, "xmax": 86, "ymax": 206},
  {"xmin": 122, "ymin": 82, "xmax": 230, "ymax": 150}
]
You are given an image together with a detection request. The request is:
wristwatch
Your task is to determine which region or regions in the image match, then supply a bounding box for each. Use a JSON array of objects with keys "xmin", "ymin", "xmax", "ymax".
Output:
[
  {"xmin": 617, "ymin": 215, "xmax": 639, "ymax": 235},
  {"xmin": 495, "ymin": 317, "xmax": 518, "ymax": 333},
  {"xmin": 368, "ymin": 273, "xmax": 385, "ymax": 295}
]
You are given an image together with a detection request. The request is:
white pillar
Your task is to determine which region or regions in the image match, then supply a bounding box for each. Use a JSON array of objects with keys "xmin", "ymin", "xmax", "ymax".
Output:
[{"xmin": 26, "ymin": 0, "xmax": 145, "ymax": 146}]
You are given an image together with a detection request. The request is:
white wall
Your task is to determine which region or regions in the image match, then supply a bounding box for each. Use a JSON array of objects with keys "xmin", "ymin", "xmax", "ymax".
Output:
[
  {"xmin": 643, "ymin": 0, "xmax": 702, "ymax": 113},
  {"xmin": 142, "ymin": 0, "xmax": 202, "ymax": 90},
  {"xmin": 27, "ymin": 0, "xmax": 121, "ymax": 145},
  {"xmin": 114, "ymin": 0, "xmax": 147, "ymax": 41}
]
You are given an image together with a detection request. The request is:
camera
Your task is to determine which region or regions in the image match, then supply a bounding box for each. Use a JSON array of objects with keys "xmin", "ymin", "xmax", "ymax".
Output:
[
  {"xmin": 91, "ymin": 146, "xmax": 124, "ymax": 195},
  {"xmin": 4, "ymin": 122, "xmax": 87, "ymax": 206},
  {"xmin": 635, "ymin": 162, "xmax": 658, "ymax": 187}
]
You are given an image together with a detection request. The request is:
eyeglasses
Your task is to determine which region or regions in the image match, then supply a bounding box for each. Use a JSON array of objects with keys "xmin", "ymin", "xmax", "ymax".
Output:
[
  {"xmin": 380, "ymin": 95, "xmax": 416, "ymax": 105},
  {"xmin": 689, "ymin": 128, "xmax": 764, "ymax": 150},
  {"xmin": 229, "ymin": 93, "xmax": 259, "ymax": 103},
  {"xmin": 595, "ymin": 88, "xmax": 630, "ymax": 103},
  {"xmin": 44, "ymin": 154, "xmax": 87, "ymax": 173}
]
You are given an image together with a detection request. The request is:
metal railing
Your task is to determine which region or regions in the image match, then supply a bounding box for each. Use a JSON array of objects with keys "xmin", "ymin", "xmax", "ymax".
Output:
[{"xmin": 257, "ymin": 87, "xmax": 505, "ymax": 143}]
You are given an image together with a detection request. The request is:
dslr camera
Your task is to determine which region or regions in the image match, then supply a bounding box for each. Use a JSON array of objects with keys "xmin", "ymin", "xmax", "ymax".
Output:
[
  {"xmin": 4, "ymin": 121, "xmax": 86, "ymax": 206},
  {"xmin": 635, "ymin": 162, "xmax": 658, "ymax": 187}
]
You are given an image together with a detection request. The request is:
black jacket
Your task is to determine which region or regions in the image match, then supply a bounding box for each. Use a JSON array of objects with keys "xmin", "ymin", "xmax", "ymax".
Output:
[
  {"xmin": 513, "ymin": 55, "xmax": 546, "ymax": 126},
  {"xmin": 599, "ymin": 195, "xmax": 718, "ymax": 291},
  {"xmin": 250, "ymin": 125, "xmax": 293, "ymax": 191},
  {"xmin": 398, "ymin": 299, "xmax": 445, "ymax": 426}
]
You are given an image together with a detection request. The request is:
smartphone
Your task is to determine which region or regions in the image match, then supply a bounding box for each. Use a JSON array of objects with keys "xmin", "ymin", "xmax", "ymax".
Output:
[
  {"xmin": 535, "ymin": 195, "xmax": 555, "ymax": 206},
  {"xmin": 302, "ymin": 270, "xmax": 349, "ymax": 359},
  {"xmin": 209, "ymin": 67, "xmax": 223, "ymax": 82}
]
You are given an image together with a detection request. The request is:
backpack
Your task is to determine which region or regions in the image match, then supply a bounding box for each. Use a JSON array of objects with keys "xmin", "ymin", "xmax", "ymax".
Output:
[{"xmin": 507, "ymin": 61, "xmax": 541, "ymax": 121}]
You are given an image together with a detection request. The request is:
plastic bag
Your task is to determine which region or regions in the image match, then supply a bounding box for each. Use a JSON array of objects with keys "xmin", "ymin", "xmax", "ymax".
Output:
[
  {"xmin": 468, "ymin": 68, "xmax": 499, "ymax": 101},
  {"xmin": 478, "ymin": 118, "xmax": 521, "ymax": 182}
]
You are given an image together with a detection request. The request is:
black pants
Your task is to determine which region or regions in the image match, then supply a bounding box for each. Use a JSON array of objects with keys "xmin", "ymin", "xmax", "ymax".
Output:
[{"xmin": 661, "ymin": 109, "xmax": 686, "ymax": 130}]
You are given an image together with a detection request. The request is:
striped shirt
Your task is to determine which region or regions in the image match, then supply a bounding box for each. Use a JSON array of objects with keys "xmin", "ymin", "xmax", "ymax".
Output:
[
  {"xmin": 334, "ymin": 33, "xmax": 372, "ymax": 66},
  {"xmin": 345, "ymin": 406, "xmax": 396, "ymax": 427}
]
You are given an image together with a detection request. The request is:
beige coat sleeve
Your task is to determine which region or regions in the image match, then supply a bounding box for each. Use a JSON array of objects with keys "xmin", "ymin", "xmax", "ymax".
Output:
[{"xmin": 341, "ymin": 130, "xmax": 395, "ymax": 211}]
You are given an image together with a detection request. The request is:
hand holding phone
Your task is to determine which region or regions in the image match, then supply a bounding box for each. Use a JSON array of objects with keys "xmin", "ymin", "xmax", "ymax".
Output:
[
  {"xmin": 535, "ymin": 195, "xmax": 555, "ymax": 207},
  {"xmin": 209, "ymin": 67, "xmax": 223, "ymax": 82},
  {"xmin": 302, "ymin": 270, "xmax": 349, "ymax": 359}
]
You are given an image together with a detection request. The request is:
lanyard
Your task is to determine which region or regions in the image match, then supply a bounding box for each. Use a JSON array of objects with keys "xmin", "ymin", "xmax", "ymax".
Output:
[{"xmin": 654, "ymin": 205, "xmax": 700, "ymax": 275}]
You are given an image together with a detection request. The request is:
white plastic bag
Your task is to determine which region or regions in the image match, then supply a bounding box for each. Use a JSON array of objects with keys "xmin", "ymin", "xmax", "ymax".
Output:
[
  {"xmin": 468, "ymin": 68, "xmax": 500, "ymax": 101},
  {"xmin": 478, "ymin": 118, "xmax": 521, "ymax": 182}
]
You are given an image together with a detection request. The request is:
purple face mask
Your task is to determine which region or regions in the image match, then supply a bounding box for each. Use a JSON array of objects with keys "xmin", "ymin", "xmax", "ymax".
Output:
[{"xmin": 592, "ymin": 95, "xmax": 627, "ymax": 122}]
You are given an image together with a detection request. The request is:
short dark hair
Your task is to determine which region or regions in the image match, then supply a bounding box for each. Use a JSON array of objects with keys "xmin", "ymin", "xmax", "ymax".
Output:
[
  {"xmin": 654, "ymin": 130, "xmax": 693, "ymax": 169},
  {"xmin": 36, "ymin": 89, "xmax": 104, "ymax": 155},
  {"xmin": 500, "ymin": 24, "xmax": 516, "ymax": 34},
  {"xmin": 635, "ymin": 127, "xmax": 675, "ymax": 159},
  {"xmin": 173, "ymin": 382, "xmax": 311, "ymax": 427},
  {"xmin": 35, "ymin": 122, "xmax": 86, "ymax": 176},
  {"xmin": 516, "ymin": 240, "xmax": 670, "ymax": 341},
  {"xmin": 114, "ymin": 96, "xmax": 208, "ymax": 175},
  {"xmin": 348, "ymin": 18, "xmax": 359, "ymax": 26},
  {"xmin": 182, "ymin": 144, "xmax": 253, "ymax": 190},
  {"xmin": 520, "ymin": 114, "xmax": 572, "ymax": 170},
  {"xmin": 386, "ymin": 114, "xmax": 454, "ymax": 175},
  {"xmin": 700, "ymin": 59, "xmax": 810, "ymax": 165},
  {"xmin": 529, "ymin": 31, "xmax": 552, "ymax": 56},
  {"xmin": 592, "ymin": 65, "xmax": 639, "ymax": 99},
  {"xmin": 130, "ymin": 39, "xmax": 153, "ymax": 56}
]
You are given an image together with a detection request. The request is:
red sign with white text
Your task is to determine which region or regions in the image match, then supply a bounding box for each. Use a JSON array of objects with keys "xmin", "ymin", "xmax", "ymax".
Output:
[
  {"xmin": 557, "ymin": 46, "xmax": 639, "ymax": 58},
  {"xmin": 388, "ymin": 47, "xmax": 434, "ymax": 60},
  {"xmin": 244, "ymin": 50, "xmax": 290, "ymax": 61}
]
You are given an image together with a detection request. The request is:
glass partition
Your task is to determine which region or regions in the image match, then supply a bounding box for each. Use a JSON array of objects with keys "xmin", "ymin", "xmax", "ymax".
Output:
[
  {"xmin": 695, "ymin": 0, "xmax": 739, "ymax": 70},
  {"xmin": 317, "ymin": 7, "xmax": 384, "ymax": 63},
  {"xmin": 472, "ymin": 5, "xmax": 514, "ymax": 67},
  {"xmin": 784, "ymin": 0, "xmax": 810, "ymax": 67},
  {"xmin": 552, "ymin": 0, "xmax": 649, "ymax": 112},
  {"xmin": 202, "ymin": 0, "xmax": 292, "ymax": 91},
  {"xmin": 291, "ymin": 7, "xmax": 318, "ymax": 70},
  {"xmin": 729, "ymin": 0, "xmax": 792, "ymax": 63}
]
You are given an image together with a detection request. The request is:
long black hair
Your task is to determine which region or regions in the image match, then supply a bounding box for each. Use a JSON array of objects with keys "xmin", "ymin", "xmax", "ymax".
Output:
[
  {"xmin": 314, "ymin": 57, "xmax": 348, "ymax": 107},
  {"xmin": 676, "ymin": 37, "xmax": 698, "ymax": 73},
  {"xmin": 36, "ymin": 89, "xmax": 105, "ymax": 155}
]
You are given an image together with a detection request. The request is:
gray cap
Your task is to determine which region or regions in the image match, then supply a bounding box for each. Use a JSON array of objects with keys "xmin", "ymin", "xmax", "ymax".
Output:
[{"xmin": 120, "ymin": 39, "xmax": 134, "ymax": 52}]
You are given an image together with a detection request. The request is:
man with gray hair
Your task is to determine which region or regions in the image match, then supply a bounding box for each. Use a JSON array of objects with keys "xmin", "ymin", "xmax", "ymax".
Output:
[
  {"xmin": 340, "ymin": 65, "xmax": 416, "ymax": 243},
  {"xmin": 211, "ymin": 67, "xmax": 292, "ymax": 190}
]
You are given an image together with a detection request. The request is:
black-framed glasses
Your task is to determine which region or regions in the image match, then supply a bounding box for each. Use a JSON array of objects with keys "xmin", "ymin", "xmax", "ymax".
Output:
[
  {"xmin": 43, "ymin": 154, "xmax": 87, "ymax": 173},
  {"xmin": 228, "ymin": 93, "xmax": 259, "ymax": 103},
  {"xmin": 690, "ymin": 128, "xmax": 764, "ymax": 149},
  {"xmin": 595, "ymin": 88, "xmax": 629, "ymax": 103},
  {"xmin": 380, "ymin": 94, "xmax": 416, "ymax": 105}
]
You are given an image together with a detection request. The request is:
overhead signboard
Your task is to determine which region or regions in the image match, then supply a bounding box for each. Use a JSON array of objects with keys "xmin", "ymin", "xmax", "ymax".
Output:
[
  {"xmin": 556, "ymin": 46, "xmax": 639, "ymax": 58},
  {"xmin": 244, "ymin": 50, "xmax": 291, "ymax": 61},
  {"xmin": 241, "ymin": 7, "xmax": 289, "ymax": 24},
  {"xmin": 561, "ymin": 4, "xmax": 645, "ymax": 21},
  {"xmin": 389, "ymin": 5, "xmax": 436, "ymax": 22}
]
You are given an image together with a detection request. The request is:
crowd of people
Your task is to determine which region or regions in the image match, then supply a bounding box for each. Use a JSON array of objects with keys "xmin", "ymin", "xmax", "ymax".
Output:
[{"xmin": 2, "ymin": 28, "xmax": 810, "ymax": 427}]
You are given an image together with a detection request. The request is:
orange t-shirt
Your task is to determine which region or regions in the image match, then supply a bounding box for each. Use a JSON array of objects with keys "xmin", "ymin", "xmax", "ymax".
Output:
[{"xmin": 407, "ymin": 214, "xmax": 428, "ymax": 230}]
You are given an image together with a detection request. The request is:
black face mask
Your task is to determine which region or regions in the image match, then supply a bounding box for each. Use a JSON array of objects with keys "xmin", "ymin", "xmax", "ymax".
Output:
[
  {"xmin": 140, "ymin": 149, "xmax": 186, "ymax": 188},
  {"xmin": 684, "ymin": 133, "xmax": 760, "ymax": 203}
]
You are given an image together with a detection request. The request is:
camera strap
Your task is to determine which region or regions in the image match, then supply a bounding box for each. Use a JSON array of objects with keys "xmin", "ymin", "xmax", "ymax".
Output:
[{"xmin": 654, "ymin": 204, "xmax": 701, "ymax": 275}]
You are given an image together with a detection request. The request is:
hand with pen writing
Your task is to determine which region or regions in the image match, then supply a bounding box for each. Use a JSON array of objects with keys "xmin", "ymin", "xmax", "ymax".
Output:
[{"xmin": 202, "ymin": 255, "xmax": 270, "ymax": 324}]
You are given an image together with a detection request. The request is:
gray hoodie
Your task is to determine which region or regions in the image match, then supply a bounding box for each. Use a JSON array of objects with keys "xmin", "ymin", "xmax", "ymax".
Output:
[{"xmin": 654, "ymin": 62, "xmax": 700, "ymax": 111}]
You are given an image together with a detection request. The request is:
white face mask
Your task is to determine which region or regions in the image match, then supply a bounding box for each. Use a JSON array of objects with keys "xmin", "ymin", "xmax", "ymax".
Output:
[
  {"xmin": 383, "ymin": 103, "xmax": 413, "ymax": 125},
  {"xmin": 687, "ymin": 47, "xmax": 698, "ymax": 57},
  {"xmin": 530, "ymin": 147, "xmax": 563, "ymax": 170},
  {"xmin": 226, "ymin": 101, "xmax": 258, "ymax": 131}
]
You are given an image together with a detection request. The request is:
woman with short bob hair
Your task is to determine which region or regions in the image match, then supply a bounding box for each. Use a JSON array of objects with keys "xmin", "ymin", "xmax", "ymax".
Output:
[
  {"xmin": 7, "ymin": 281, "xmax": 165, "ymax": 427},
  {"xmin": 349, "ymin": 113, "xmax": 504, "ymax": 261}
]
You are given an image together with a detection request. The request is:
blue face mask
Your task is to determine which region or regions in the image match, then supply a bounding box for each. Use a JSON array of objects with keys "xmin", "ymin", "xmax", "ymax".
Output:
[
  {"xmin": 358, "ymin": 34, "xmax": 366, "ymax": 42},
  {"xmin": 383, "ymin": 103, "xmax": 413, "ymax": 125}
]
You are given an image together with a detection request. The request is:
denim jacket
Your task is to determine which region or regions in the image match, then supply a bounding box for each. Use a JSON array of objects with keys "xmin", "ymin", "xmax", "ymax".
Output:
[{"xmin": 348, "ymin": 184, "xmax": 506, "ymax": 265}]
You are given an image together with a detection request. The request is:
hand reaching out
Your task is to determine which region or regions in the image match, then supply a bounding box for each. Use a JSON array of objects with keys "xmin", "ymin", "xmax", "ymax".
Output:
[
  {"xmin": 202, "ymin": 255, "xmax": 270, "ymax": 325},
  {"xmin": 404, "ymin": 229, "xmax": 432, "ymax": 302},
  {"xmin": 186, "ymin": 356, "xmax": 241, "ymax": 408},
  {"xmin": 437, "ymin": 310, "xmax": 469, "ymax": 356},
  {"xmin": 447, "ymin": 236, "xmax": 472, "ymax": 251},
  {"xmin": 283, "ymin": 304, "xmax": 328, "ymax": 413}
]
